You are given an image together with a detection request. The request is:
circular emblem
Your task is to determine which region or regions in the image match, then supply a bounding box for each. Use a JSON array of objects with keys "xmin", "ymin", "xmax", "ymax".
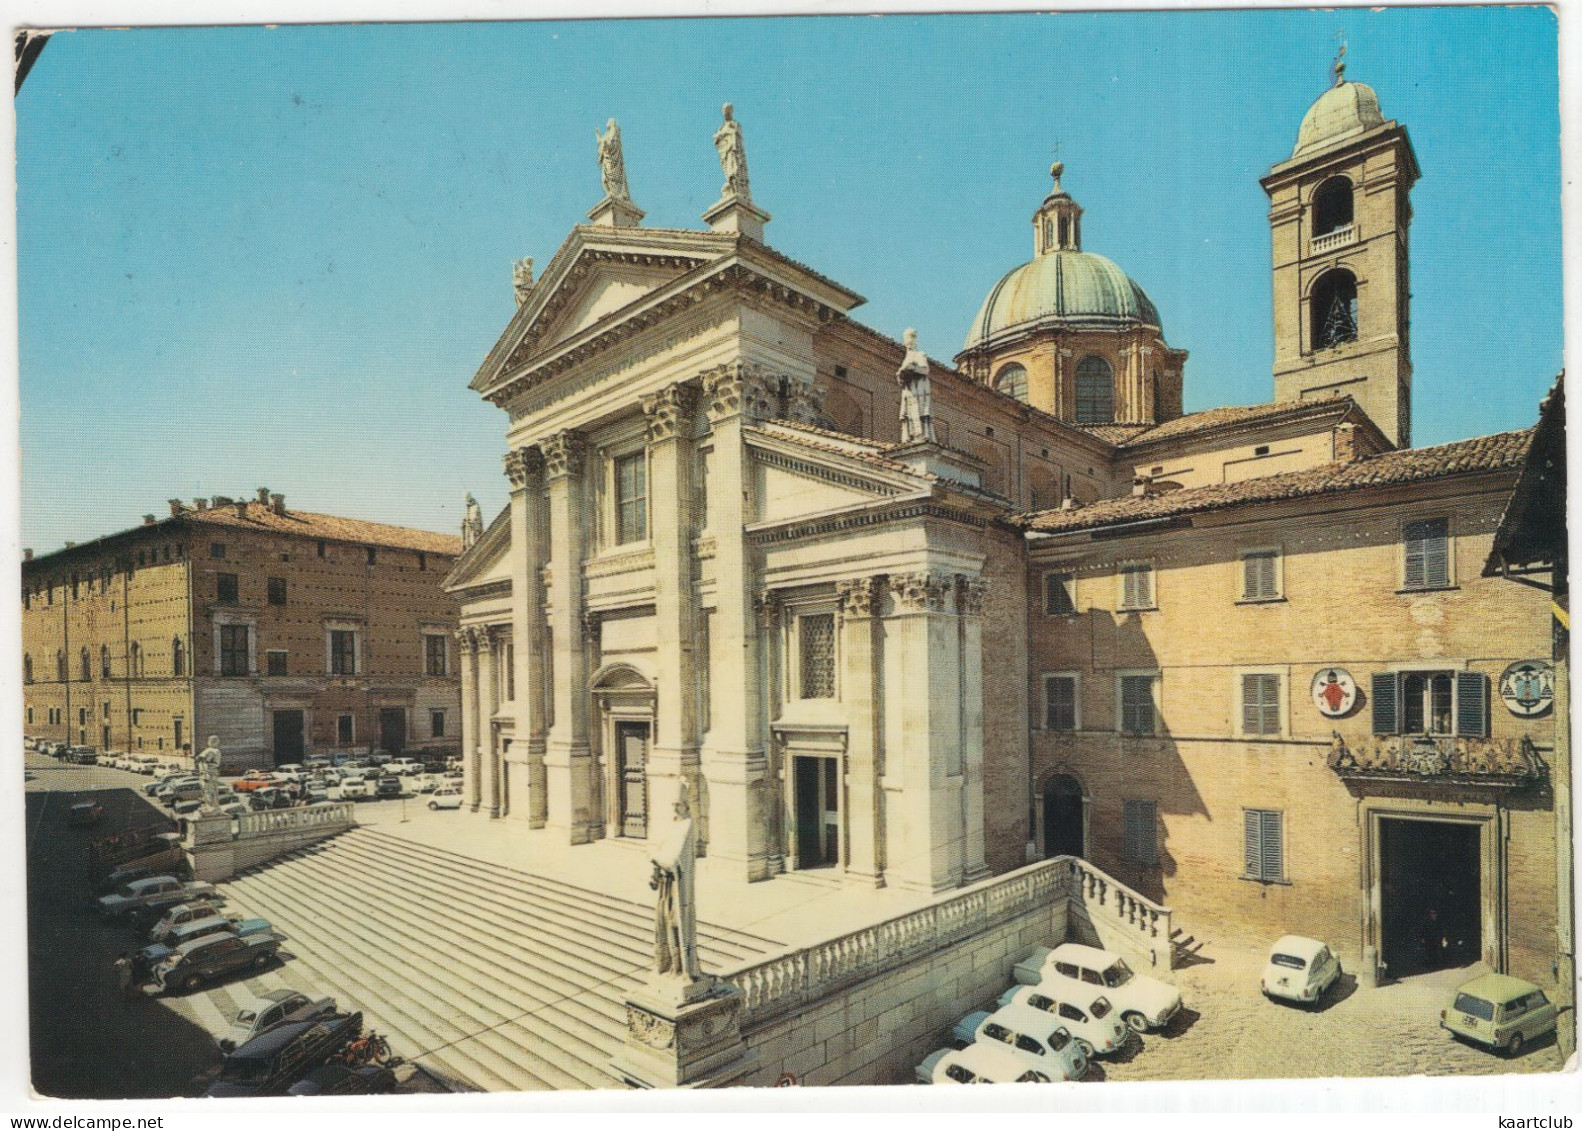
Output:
[
  {"xmin": 1499, "ymin": 661, "xmax": 1554, "ymax": 717},
  {"xmin": 776, "ymin": 1072, "xmax": 797, "ymax": 1087},
  {"xmin": 1311, "ymin": 668, "xmax": 1358, "ymax": 718}
]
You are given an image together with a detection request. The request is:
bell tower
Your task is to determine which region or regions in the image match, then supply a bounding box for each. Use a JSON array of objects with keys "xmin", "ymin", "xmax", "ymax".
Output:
[{"xmin": 1262, "ymin": 57, "xmax": 1419, "ymax": 448}]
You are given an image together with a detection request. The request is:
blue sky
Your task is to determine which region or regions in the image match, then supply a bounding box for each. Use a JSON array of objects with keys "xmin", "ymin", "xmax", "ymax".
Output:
[{"xmin": 15, "ymin": 7, "xmax": 1563, "ymax": 553}]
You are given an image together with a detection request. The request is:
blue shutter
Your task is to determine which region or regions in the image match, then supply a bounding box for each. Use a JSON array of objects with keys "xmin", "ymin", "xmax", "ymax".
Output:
[
  {"xmin": 1260, "ymin": 812, "xmax": 1284, "ymax": 882},
  {"xmin": 1243, "ymin": 810, "xmax": 1262, "ymax": 878},
  {"xmin": 1456, "ymin": 671, "xmax": 1489, "ymax": 738},
  {"xmin": 1372, "ymin": 672, "xmax": 1399, "ymax": 735}
]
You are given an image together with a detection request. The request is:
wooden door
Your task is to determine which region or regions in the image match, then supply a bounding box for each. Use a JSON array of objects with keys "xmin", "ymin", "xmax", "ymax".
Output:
[{"xmin": 615, "ymin": 721, "xmax": 649, "ymax": 838}]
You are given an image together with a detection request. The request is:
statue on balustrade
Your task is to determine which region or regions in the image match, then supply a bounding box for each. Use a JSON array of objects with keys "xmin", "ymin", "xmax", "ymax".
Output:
[
  {"xmin": 650, "ymin": 796, "xmax": 702, "ymax": 987},
  {"xmin": 197, "ymin": 735, "xmax": 223, "ymax": 814}
]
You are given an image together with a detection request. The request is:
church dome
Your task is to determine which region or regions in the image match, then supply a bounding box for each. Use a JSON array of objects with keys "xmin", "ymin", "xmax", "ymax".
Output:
[
  {"xmin": 964, "ymin": 249, "xmax": 1161, "ymax": 351},
  {"xmin": 1293, "ymin": 78, "xmax": 1384, "ymax": 159}
]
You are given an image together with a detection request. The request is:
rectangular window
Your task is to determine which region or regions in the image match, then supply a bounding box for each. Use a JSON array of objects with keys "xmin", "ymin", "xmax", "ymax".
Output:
[
  {"xmin": 330, "ymin": 630, "xmax": 357, "ymax": 676},
  {"xmin": 418, "ymin": 552, "xmax": 427, "ymax": 571},
  {"xmin": 798, "ymin": 613, "xmax": 837, "ymax": 700},
  {"xmin": 1240, "ymin": 673, "xmax": 1282, "ymax": 736},
  {"xmin": 1403, "ymin": 518, "xmax": 1451, "ymax": 590},
  {"xmin": 26, "ymin": 707, "xmax": 32, "ymax": 726},
  {"xmin": 425, "ymin": 634, "xmax": 449, "ymax": 677},
  {"xmin": 131, "ymin": 708, "xmax": 142, "ymax": 726},
  {"xmin": 1119, "ymin": 673, "xmax": 1156, "ymax": 735},
  {"xmin": 210, "ymin": 542, "xmax": 226, "ymax": 559},
  {"xmin": 1244, "ymin": 809, "xmax": 1285, "ymax": 883},
  {"xmin": 1374, "ymin": 669, "xmax": 1488, "ymax": 738},
  {"xmin": 366, "ymin": 546, "xmax": 377, "ymax": 565},
  {"xmin": 79, "ymin": 707, "xmax": 87, "ymax": 725},
  {"xmin": 1119, "ymin": 564, "xmax": 1154, "ymax": 611},
  {"xmin": 216, "ymin": 573, "xmax": 239, "ymax": 604},
  {"xmin": 266, "ymin": 651, "xmax": 288, "ymax": 677},
  {"xmin": 1122, "ymin": 800, "xmax": 1158, "ymax": 865},
  {"xmin": 337, "ymin": 714, "xmax": 354, "ymax": 745},
  {"xmin": 1044, "ymin": 674, "xmax": 1077, "ymax": 732},
  {"xmin": 220, "ymin": 625, "xmax": 250, "ymax": 676},
  {"xmin": 267, "ymin": 577, "xmax": 287, "ymax": 605},
  {"xmin": 317, "ymin": 540, "xmax": 327, "ymax": 558},
  {"xmin": 1045, "ymin": 572, "xmax": 1076, "ymax": 616},
  {"xmin": 1242, "ymin": 550, "xmax": 1280, "ymax": 601},
  {"xmin": 103, "ymin": 701, "xmax": 110, "ymax": 718},
  {"xmin": 430, "ymin": 709, "xmax": 446, "ymax": 738},
  {"xmin": 614, "ymin": 451, "xmax": 649, "ymax": 545}
]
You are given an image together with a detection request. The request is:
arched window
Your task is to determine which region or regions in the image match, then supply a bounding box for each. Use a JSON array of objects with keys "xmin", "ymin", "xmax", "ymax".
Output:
[
  {"xmin": 1074, "ymin": 356, "xmax": 1115, "ymax": 424},
  {"xmin": 130, "ymin": 642, "xmax": 142, "ymax": 678},
  {"xmin": 172, "ymin": 637, "xmax": 185, "ymax": 678},
  {"xmin": 100, "ymin": 645, "xmax": 110, "ymax": 679},
  {"xmin": 1311, "ymin": 269, "xmax": 1359, "ymax": 349},
  {"xmin": 23, "ymin": 654, "xmax": 32, "ymax": 685},
  {"xmin": 1312, "ymin": 176, "xmax": 1354, "ymax": 237},
  {"xmin": 995, "ymin": 364, "xmax": 1029, "ymax": 403},
  {"xmin": 80, "ymin": 648, "xmax": 91, "ymax": 681},
  {"xmin": 55, "ymin": 650, "xmax": 66, "ymax": 682}
]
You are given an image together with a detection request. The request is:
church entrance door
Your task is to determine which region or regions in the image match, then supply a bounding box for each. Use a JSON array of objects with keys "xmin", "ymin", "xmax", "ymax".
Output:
[
  {"xmin": 794, "ymin": 756, "xmax": 840, "ymax": 869},
  {"xmin": 615, "ymin": 721, "xmax": 649, "ymax": 839}
]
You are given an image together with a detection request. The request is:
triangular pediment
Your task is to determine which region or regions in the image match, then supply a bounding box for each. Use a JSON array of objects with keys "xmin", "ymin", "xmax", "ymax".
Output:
[
  {"xmin": 747, "ymin": 426, "xmax": 932, "ymax": 525},
  {"xmin": 534, "ymin": 259, "xmax": 693, "ymax": 351},
  {"xmin": 443, "ymin": 505, "xmax": 513, "ymax": 593}
]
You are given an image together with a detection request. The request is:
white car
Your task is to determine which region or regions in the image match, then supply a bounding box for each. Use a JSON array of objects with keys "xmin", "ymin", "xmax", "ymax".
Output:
[
  {"xmin": 916, "ymin": 1042, "xmax": 1055, "ymax": 1085},
  {"xmin": 1023, "ymin": 943, "xmax": 1182, "ymax": 1033},
  {"xmin": 338, "ymin": 774, "xmax": 371, "ymax": 800},
  {"xmin": 386, "ymin": 758, "xmax": 426, "ymax": 777},
  {"xmin": 1261, "ymin": 935, "xmax": 1341, "ymax": 1006},
  {"xmin": 428, "ymin": 786, "xmax": 463, "ymax": 810},
  {"xmin": 997, "ymin": 984, "xmax": 1130, "ymax": 1058},
  {"xmin": 952, "ymin": 1004, "xmax": 1087, "ymax": 1081},
  {"xmin": 274, "ymin": 764, "xmax": 304, "ymax": 783}
]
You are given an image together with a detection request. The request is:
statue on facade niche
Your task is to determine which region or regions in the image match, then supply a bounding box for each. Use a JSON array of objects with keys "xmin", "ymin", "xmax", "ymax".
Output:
[
  {"xmin": 461, "ymin": 493, "xmax": 484, "ymax": 550},
  {"xmin": 595, "ymin": 119, "xmax": 631, "ymax": 202},
  {"xmin": 649, "ymin": 796, "xmax": 702, "ymax": 985},
  {"xmin": 512, "ymin": 258, "xmax": 535, "ymax": 306},
  {"xmin": 897, "ymin": 327, "xmax": 935, "ymax": 444},
  {"xmin": 713, "ymin": 103, "xmax": 751, "ymax": 202},
  {"xmin": 197, "ymin": 735, "xmax": 223, "ymax": 813}
]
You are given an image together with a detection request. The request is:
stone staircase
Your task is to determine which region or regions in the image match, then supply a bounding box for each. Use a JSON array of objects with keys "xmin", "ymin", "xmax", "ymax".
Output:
[{"xmin": 215, "ymin": 826, "xmax": 782, "ymax": 1092}]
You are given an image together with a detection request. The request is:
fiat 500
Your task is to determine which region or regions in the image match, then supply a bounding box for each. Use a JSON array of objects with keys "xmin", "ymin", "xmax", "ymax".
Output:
[{"xmin": 1261, "ymin": 935, "xmax": 1342, "ymax": 1006}]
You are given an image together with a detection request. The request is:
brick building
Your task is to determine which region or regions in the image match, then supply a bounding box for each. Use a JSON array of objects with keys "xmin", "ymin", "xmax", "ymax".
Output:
[
  {"xmin": 445, "ymin": 68, "xmax": 1565, "ymax": 998},
  {"xmin": 22, "ymin": 490, "xmax": 462, "ymax": 772}
]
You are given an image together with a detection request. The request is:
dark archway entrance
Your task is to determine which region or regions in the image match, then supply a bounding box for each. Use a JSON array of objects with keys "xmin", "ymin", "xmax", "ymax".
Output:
[
  {"xmin": 1380, "ymin": 818, "xmax": 1481, "ymax": 978},
  {"xmin": 1043, "ymin": 775, "xmax": 1086, "ymax": 859},
  {"xmin": 271, "ymin": 709, "xmax": 304, "ymax": 766}
]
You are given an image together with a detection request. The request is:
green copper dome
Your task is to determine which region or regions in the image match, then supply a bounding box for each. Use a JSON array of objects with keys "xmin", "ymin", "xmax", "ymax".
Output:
[
  {"xmin": 964, "ymin": 249, "xmax": 1161, "ymax": 351},
  {"xmin": 1293, "ymin": 79, "xmax": 1384, "ymax": 159}
]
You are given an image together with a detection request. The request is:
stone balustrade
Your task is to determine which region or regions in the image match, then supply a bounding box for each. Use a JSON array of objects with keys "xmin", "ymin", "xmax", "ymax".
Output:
[
  {"xmin": 236, "ymin": 802, "xmax": 357, "ymax": 838},
  {"xmin": 1309, "ymin": 224, "xmax": 1359, "ymax": 255},
  {"xmin": 1064, "ymin": 855, "xmax": 1172, "ymax": 971}
]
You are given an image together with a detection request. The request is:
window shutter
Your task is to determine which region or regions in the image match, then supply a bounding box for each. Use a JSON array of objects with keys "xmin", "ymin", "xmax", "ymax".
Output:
[
  {"xmin": 1403, "ymin": 534, "xmax": 1426, "ymax": 589},
  {"xmin": 1241, "ymin": 675, "xmax": 1261, "ymax": 735},
  {"xmin": 1243, "ymin": 810, "xmax": 1263, "ymax": 877},
  {"xmin": 1244, "ymin": 553, "xmax": 1277, "ymax": 600},
  {"xmin": 1260, "ymin": 811, "xmax": 1284, "ymax": 882},
  {"xmin": 1261, "ymin": 675, "xmax": 1281, "ymax": 734},
  {"xmin": 1138, "ymin": 566, "xmax": 1153, "ymax": 607},
  {"xmin": 1372, "ymin": 672, "xmax": 1399, "ymax": 735},
  {"xmin": 1456, "ymin": 671, "xmax": 1489, "ymax": 737},
  {"xmin": 1424, "ymin": 529, "xmax": 1451, "ymax": 588}
]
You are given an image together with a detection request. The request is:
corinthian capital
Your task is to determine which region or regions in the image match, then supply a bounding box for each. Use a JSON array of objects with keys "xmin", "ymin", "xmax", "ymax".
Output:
[
  {"xmin": 957, "ymin": 575, "xmax": 989, "ymax": 617},
  {"xmin": 503, "ymin": 446, "xmax": 544, "ymax": 491},
  {"xmin": 701, "ymin": 361, "xmax": 780, "ymax": 424},
  {"xmin": 541, "ymin": 431, "xmax": 587, "ymax": 481},
  {"xmin": 641, "ymin": 381, "xmax": 701, "ymax": 443},
  {"xmin": 888, "ymin": 570, "xmax": 954, "ymax": 614},
  {"xmin": 837, "ymin": 576, "xmax": 883, "ymax": 620},
  {"xmin": 455, "ymin": 625, "xmax": 480, "ymax": 654}
]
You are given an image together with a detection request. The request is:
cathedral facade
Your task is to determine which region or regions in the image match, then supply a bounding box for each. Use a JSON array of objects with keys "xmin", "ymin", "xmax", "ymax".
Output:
[{"xmin": 446, "ymin": 75, "xmax": 1564, "ymax": 992}]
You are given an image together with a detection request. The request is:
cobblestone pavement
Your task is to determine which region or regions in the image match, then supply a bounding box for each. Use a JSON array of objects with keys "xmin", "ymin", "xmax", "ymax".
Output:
[{"xmin": 1090, "ymin": 942, "xmax": 1567, "ymax": 1084}]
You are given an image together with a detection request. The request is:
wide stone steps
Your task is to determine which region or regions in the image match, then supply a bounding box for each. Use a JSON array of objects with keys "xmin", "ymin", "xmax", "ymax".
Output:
[{"xmin": 216, "ymin": 826, "xmax": 782, "ymax": 1092}]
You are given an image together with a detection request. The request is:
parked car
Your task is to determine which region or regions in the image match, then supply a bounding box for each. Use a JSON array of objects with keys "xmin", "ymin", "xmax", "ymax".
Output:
[
  {"xmin": 330, "ymin": 752, "xmax": 357, "ymax": 767},
  {"xmin": 1261, "ymin": 935, "xmax": 1342, "ymax": 1006},
  {"xmin": 204, "ymin": 1010, "xmax": 364, "ymax": 1097},
  {"xmin": 1020, "ymin": 944, "xmax": 1182, "ymax": 1033},
  {"xmin": 365, "ymin": 752, "xmax": 393, "ymax": 768},
  {"xmin": 67, "ymin": 802, "xmax": 105, "ymax": 827},
  {"xmin": 916, "ymin": 1043, "xmax": 1055, "ymax": 1085},
  {"xmin": 274, "ymin": 764, "xmax": 305, "ymax": 783},
  {"xmin": 997, "ymin": 984, "xmax": 1130, "ymax": 1058},
  {"xmin": 385, "ymin": 758, "xmax": 425, "ymax": 777},
  {"xmin": 149, "ymin": 910, "xmax": 275, "ymax": 949},
  {"xmin": 146, "ymin": 900, "xmax": 229, "ymax": 941},
  {"xmin": 339, "ymin": 775, "xmax": 371, "ymax": 800},
  {"xmin": 219, "ymin": 989, "xmax": 338, "ymax": 1053},
  {"xmin": 952, "ymin": 1004, "xmax": 1088, "ymax": 1081},
  {"xmin": 302, "ymin": 783, "xmax": 331, "ymax": 805},
  {"xmin": 66, "ymin": 746, "xmax": 99, "ymax": 765},
  {"xmin": 163, "ymin": 782, "xmax": 204, "ymax": 809},
  {"xmin": 97, "ymin": 876, "xmax": 217, "ymax": 919},
  {"xmin": 151, "ymin": 929, "xmax": 285, "ymax": 994},
  {"xmin": 428, "ymin": 786, "xmax": 463, "ymax": 811},
  {"xmin": 410, "ymin": 773, "xmax": 441, "ymax": 794},
  {"xmin": 286, "ymin": 1062, "xmax": 397, "ymax": 1097},
  {"xmin": 1441, "ymin": 973, "xmax": 1556, "ymax": 1056},
  {"xmin": 375, "ymin": 775, "xmax": 403, "ymax": 799},
  {"xmin": 233, "ymin": 771, "xmax": 278, "ymax": 793},
  {"xmin": 303, "ymin": 754, "xmax": 332, "ymax": 770}
]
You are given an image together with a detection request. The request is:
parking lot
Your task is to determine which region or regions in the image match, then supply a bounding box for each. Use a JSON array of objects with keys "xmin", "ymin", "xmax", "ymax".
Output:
[{"xmin": 23, "ymin": 751, "xmax": 444, "ymax": 1099}]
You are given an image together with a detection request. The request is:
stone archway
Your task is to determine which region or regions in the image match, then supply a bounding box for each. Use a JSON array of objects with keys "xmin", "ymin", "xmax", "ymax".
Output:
[{"xmin": 591, "ymin": 663, "xmax": 655, "ymax": 840}]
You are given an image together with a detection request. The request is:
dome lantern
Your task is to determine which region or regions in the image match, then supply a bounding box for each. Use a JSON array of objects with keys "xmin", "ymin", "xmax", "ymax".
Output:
[{"xmin": 1034, "ymin": 161, "xmax": 1084, "ymax": 255}]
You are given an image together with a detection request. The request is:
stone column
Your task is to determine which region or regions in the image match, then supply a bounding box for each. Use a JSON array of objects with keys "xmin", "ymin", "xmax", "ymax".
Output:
[
  {"xmin": 698, "ymin": 363, "xmax": 778, "ymax": 881},
  {"xmin": 642, "ymin": 381, "xmax": 702, "ymax": 825},
  {"xmin": 957, "ymin": 575, "xmax": 990, "ymax": 883},
  {"xmin": 458, "ymin": 627, "xmax": 480, "ymax": 811},
  {"xmin": 476, "ymin": 628, "xmax": 498, "ymax": 818},
  {"xmin": 882, "ymin": 570, "xmax": 965, "ymax": 894},
  {"xmin": 543, "ymin": 430, "xmax": 599, "ymax": 843},
  {"xmin": 506, "ymin": 446, "xmax": 550, "ymax": 827},
  {"xmin": 838, "ymin": 576, "xmax": 885, "ymax": 887}
]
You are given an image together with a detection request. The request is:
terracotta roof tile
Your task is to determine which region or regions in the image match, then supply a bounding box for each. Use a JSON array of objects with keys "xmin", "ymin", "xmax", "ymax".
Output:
[
  {"xmin": 1074, "ymin": 423, "xmax": 1152, "ymax": 444},
  {"xmin": 1107, "ymin": 395, "xmax": 1356, "ymax": 448},
  {"xmin": 1022, "ymin": 429, "xmax": 1533, "ymax": 535},
  {"xmin": 186, "ymin": 502, "xmax": 462, "ymax": 555},
  {"xmin": 755, "ymin": 421, "xmax": 936, "ymax": 480}
]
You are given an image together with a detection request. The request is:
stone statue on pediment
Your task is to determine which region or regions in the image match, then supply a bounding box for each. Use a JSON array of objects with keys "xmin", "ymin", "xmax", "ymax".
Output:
[
  {"xmin": 713, "ymin": 103, "xmax": 752, "ymax": 203},
  {"xmin": 897, "ymin": 328, "xmax": 935, "ymax": 444},
  {"xmin": 596, "ymin": 118, "xmax": 632, "ymax": 203},
  {"xmin": 462, "ymin": 493, "xmax": 484, "ymax": 550},
  {"xmin": 513, "ymin": 258, "xmax": 535, "ymax": 306}
]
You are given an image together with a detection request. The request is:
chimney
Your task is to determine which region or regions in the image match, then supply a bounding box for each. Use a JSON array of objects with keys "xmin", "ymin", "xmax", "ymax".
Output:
[
  {"xmin": 24, "ymin": 549, "xmax": 33, "ymax": 562},
  {"xmin": 142, "ymin": 514, "xmax": 157, "ymax": 526},
  {"xmin": 270, "ymin": 493, "xmax": 285, "ymax": 514},
  {"xmin": 168, "ymin": 499, "xmax": 185, "ymax": 517},
  {"xmin": 193, "ymin": 498, "xmax": 208, "ymax": 511},
  {"xmin": 234, "ymin": 500, "xmax": 248, "ymax": 520},
  {"xmin": 212, "ymin": 496, "xmax": 232, "ymax": 507},
  {"xmin": 1132, "ymin": 475, "xmax": 1152, "ymax": 497},
  {"xmin": 64, "ymin": 542, "xmax": 77, "ymax": 549},
  {"xmin": 1059, "ymin": 496, "xmax": 1080, "ymax": 512},
  {"xmin": 1334, "ymin": 422, "xmax": 1360, "ymax": 464},
  {"xmin": 256, "ymin": 487, "xmax": 270, "ymax": 505}
]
